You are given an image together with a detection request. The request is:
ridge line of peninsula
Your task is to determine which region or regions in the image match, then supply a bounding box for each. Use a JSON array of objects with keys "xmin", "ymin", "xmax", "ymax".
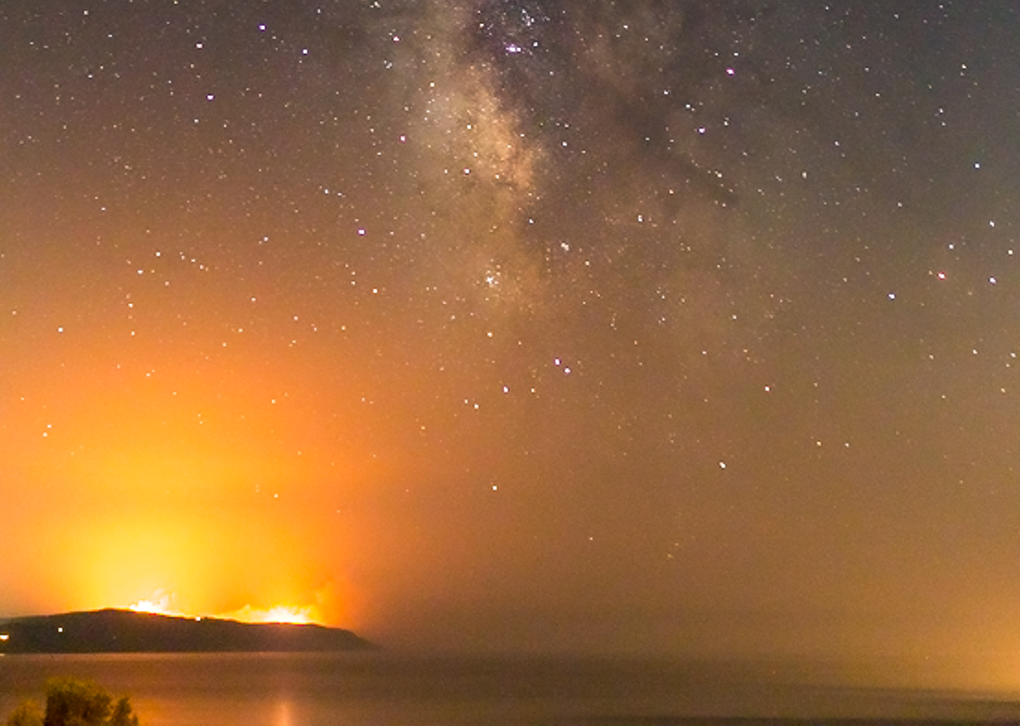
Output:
[{"xmin": 0, "ymin": 608, "xmax": 377, "ymax": 654}]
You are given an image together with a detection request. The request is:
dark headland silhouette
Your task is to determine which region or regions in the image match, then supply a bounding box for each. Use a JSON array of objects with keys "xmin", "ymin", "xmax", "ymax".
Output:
[{"xmin": 0, "ymin": 608, "xmax": 376, "ymax": 654}]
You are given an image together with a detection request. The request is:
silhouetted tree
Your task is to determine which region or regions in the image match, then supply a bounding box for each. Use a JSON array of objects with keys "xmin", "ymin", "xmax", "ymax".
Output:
[
  {"xmin": 1, "ymin": 678, "xmax": 142, "ymax": 726},
  {"xmin": 4, "ymin": 681, "xmax": 139, "ymax": 726},
  {"xmin": 5, "ymin": 700, "xmax": 43, "ymax": 726},
  {"xmin": 106, "ymin": 698, "xmax": 138, "ymax": 726},
  {"xmin": 43, "ymin": 678, "xmax": 111, "ymax": 726}
]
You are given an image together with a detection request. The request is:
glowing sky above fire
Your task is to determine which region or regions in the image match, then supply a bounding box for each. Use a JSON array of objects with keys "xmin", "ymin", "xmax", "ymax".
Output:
[{"xmin": 2, "ymin": 0, "xmax": 1020, "ymax": 684}]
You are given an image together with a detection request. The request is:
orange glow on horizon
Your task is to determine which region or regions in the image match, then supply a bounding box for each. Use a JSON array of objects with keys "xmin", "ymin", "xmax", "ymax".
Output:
[
  {"xmin": 1, "ymin": 319, "xmax": 428, "ymax": 645},
  {"xmin": 0, "ymin": 347, "xmax": 384, "ymax": 635}
]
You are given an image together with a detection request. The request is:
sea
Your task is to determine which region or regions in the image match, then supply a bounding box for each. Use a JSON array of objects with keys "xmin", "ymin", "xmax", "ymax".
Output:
[{"xmin": 2, "ymin": 652, "xmax": 1019, "ymax": 725}]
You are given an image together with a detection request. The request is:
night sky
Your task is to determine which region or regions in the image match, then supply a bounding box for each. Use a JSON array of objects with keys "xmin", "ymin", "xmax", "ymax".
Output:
[{"xmin": 2, "ymin": 0, "xmax": 1020, "ymax": 684}]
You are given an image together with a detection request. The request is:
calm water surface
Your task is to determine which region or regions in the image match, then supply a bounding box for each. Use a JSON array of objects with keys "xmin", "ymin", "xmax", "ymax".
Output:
[{"xmin": 2, "ymin": 652, "xmax": 1019, "ymax": 725}]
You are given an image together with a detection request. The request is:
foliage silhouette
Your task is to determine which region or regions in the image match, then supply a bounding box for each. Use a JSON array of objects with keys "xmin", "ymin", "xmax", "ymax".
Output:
[
  {"xmin": 5, "ymin": 700, "xmax": 43, "ymax": 726},
  {"xmin": 105, "ymin": 698, "xmax": 138, "ymax": 726},
  {"xmin": 5, "ymin": 679, "xmax": 138, "ymax": 726}
]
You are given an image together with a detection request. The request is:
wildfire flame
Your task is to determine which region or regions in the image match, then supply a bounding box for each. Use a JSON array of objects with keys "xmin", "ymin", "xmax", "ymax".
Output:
[
  {"xmin": 222, "ymin": 604, "xmax": 317, "ymax": 625},
  {"xmin": 128, "ymin": 592, "xmax": 181, "ymax": 616},
  {"xmin": 127, "ymin": 592, "xmax": 318, "ymax": 625}
]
